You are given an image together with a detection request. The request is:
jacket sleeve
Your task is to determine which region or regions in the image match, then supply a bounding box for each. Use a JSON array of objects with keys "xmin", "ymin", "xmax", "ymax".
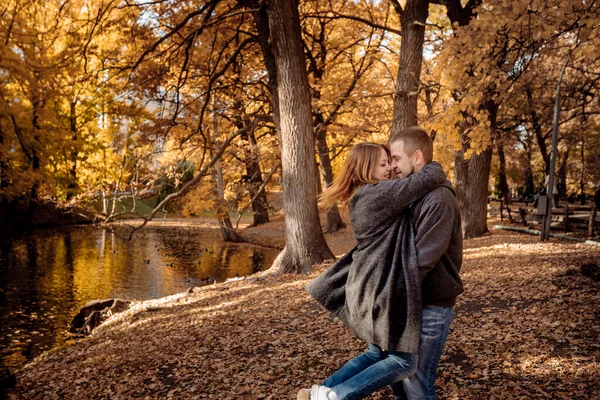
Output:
[
  {"xmin": 358, "ymin": 162, "xmax": 446, "ymax": 221},
  {"xmin": 414, "ymin": 201, "xmax": 455, "ymax": 281}
]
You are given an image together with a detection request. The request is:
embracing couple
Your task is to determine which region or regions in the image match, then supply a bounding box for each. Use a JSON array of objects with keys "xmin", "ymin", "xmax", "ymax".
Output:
[{"xmin": 299, "ymin": 127, "xmax": 464, "ymax": 400}]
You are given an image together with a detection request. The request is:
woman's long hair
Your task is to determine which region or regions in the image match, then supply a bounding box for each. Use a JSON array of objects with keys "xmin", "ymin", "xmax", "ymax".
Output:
[{"xmin": 320, "ymin": 142, "xmax": 391, "ymax": 210}]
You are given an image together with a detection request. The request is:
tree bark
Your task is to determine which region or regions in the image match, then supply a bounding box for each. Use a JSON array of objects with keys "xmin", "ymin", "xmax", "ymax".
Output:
[
  {"xmin": 526, "ymin": 85, "xmax": 550, "ymax": 174},
  {"xmin": 304, "ymin": 14, "xmax": 346, "ymax": 233},
  {"xmin": 265, "ymin": 0, "xmax": 334, "ymax": 273},
  {"xmin": 67, "ymin": 100, "xmax": 78, "ymax": 200},
  {"xmin": 212, "ymin": 105, "xmax": 243, "ymax": 243},
  {"xmin": 316, "ymin": 125, "xmax": 346, "ymax": 233},
  {"xmin": 455, "ymin": 145, "xmax": 492, "ymax": 238},
  {"xmin": 390, "ymin": 0, "xmax": 429, "ymax": 133},
  {"xmin": 557, "ymin": 145, "xmax": 569, "ymax": 200},
  {"xmin": 211, "ymin": 167, "xmax": 244, "ymax": 242},
  {"xmin": 240, "ymin": 125, "xmax": 269, "ymax": 226},
  {"xmin": 524, "ymin": 164, "xmax": 535, "ymax": 198},
  {"xmin": 29, "ymin": 96, "xmax": 42, "ymax": 203},
  {"xmin": 443, "ymin": 0, "xmax": 481, "ymax": 27},
  {"xmin": 0, "ymin": 121, "xmax": 7, "ymax": 192},
  {"xmin": 523, "ymin": 128, "xmax": 535, "ymax": 197},
  {"xmin": 443, "ymin": 0, "xmax": 489, "ymax": 238},
  {"xmin": 250, "ymin": 2, "xmax": 282, "ymax": 226},
  {"xmin": 306, "ymin": 13, "xmax": 346, "ymax": 233},
  {"xmin": 579, "ymin": 135, "xmax": 585, "ymax": 205},
  {"xmin": 251, "ymin": 3, "xmax": 281, "ymax": 133},
  {"xmin": 455, "ymin": 98, "xmax": 497, "ymax": 238},
  {"xmin": 497, "ymin": 141, "xmax": 510, "ymax": 204}
]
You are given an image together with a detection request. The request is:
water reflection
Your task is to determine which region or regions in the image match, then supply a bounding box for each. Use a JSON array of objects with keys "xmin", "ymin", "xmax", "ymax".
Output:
[{"xmin": 0, "ymin": 226, "xmax": 278, "ymax": 371}]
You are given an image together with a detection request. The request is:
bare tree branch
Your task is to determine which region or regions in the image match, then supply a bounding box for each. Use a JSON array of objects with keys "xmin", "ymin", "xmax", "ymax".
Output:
[
  {"xmin": 104, "ymin": 116, "xmax": 268, "ymax": 239},
  {"xmin": 303, "ymin": 12, "xmax": 402, "ymax": 36},
  {"xmin": 127, "ymin": 1, "xmax": 219, "ymax": 72}
]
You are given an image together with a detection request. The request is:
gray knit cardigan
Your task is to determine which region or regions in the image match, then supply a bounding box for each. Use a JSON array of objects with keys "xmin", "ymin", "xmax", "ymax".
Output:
[{"xmin": 306, "ymin": 162, "xmax": 447, "ymax": 353}]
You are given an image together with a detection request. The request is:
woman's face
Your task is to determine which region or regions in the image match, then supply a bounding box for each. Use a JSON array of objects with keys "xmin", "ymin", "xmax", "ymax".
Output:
[{"xmin": 372, "ymin": 148, "xmax": 392, "ymax": 181}]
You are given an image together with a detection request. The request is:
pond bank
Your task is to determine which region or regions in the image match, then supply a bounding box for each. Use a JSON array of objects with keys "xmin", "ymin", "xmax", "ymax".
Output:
[
  {"xmin": 5, "ymin": 222, "xmax": 600, "ymax": 399},
  {"xmin": 0, "ymin": 222, "xmax": 280, "ymax": 375},
  {"xmin": 0, "ymin": 201, "xmax": 96, "ymax": 238}
]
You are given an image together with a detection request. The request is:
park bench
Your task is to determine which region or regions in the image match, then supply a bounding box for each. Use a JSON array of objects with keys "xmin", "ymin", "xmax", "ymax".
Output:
[{"xmin": 489, "ymin": 199, "xmax": 599, "ymax": 236}]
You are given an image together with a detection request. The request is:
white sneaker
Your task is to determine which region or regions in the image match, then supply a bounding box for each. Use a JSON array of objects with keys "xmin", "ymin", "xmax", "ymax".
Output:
[
  {"xmin": 310, "ymin": 385, "xmax": 336, "ymax": 400},
  {"xmin": 297, "ymin": 388, "xmax": 311, "ymax": 400}
]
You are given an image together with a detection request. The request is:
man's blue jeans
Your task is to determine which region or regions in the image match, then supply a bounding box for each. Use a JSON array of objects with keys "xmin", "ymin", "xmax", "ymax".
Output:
[
  {"xmin": 391, "ymin": 306, "xmax": 454, "ymax": 400},
  {"xmin": 322, "ymin": 344, "xmax": 417, "ymax": 400}
]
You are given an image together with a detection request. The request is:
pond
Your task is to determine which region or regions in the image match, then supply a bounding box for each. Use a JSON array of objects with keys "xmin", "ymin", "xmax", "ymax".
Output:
[{"xmin": 0, "ymin": 224, "xmax": 279, "ymax": 372}]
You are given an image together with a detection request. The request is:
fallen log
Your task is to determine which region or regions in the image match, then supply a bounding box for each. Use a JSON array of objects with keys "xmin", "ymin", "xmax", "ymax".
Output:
[{"xmin": 70, "ymin": 299, "xmax": 131, "ymax": 335}]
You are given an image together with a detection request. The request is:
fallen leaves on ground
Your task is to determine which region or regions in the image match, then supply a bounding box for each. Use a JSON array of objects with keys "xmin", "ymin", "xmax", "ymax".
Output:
[{"xmin": 7, "ymin": 224, "xmax": 600, "ymax": 399}]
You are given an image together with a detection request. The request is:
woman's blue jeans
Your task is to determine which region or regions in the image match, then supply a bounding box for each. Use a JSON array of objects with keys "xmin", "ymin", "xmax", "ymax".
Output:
[
  {"xmin": 391, "ymin": 306, "xmax": 454, "ymax": 400},
  {"xmin": 323, "ymin": 343, "xmax": 417, "ymax": 400}
]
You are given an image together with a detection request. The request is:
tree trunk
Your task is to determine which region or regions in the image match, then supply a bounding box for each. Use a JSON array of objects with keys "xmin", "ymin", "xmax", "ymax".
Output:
[
  {"xmin": 304, "ymin": 14, "xmax": 345, "ymax": 233},
  {"xmin": 497, "ymin": 141, "xmax": 510, "ymax": 204},
  {"xmin": 390, "ymin": 0, "xmax": 429, "ymax": 133},
  {"xmin": 67, "ymin": 100, "xmax": 78, "ymax": 200},
  {"xmin": 444, "ymin": 0, "xmax": 489, "ymax": 238},
  {"xmin": 236, "ymin": 111, "xmax": 270, "ymax": 226},
  {"xmin": 218, "ymin": 213, "xmax": 244, "ymax": 242},
  {"xmin": 230, "ymin": 47, "xmax": 270, "ymax": 227},
  {"xmin": 523, "ymin": 129, "xmax": 535, "ymax": 197},
  {"xmin": 26, "ymin": 95, "xmax": 42, "ymax": 221},
  {"xmin": 454, "ymin": 96, "xmax": 496, "ymax": 238},
  {"xmin": 455, "ymin": 145, "xmax": 492, "ymax": 238},
  {"xmin": 524, "ymin": 165, "xmax": 535, "ymax": 198},
  {"xmin": 266, "ymin": 0, "xmax": 334, "ymax": 273},
  {"xmin": 526, "ymin": 85, "xmax": 550, "ymax": 174},
  {"xmin": 316, "ymin": 122, "xmax": 345, "ymax": 233},
  {"xmin": 579, "ymin": 135, "xmax": 585, "ymax": 205},
  {"xmin": 0, "ymin": 121, "xmax": 7, "ymax": 192},
  {"xmin": 252, "ymin": 3, "xmax": 281, "ymax": 133},
  {"xmin": 244, "ymin": 128, "xmax": 270, "ymax": 226},
  {"xmin": 557, "ymin": 145, "xmax": 569, "ymax": 200},
  {"xmin": 444, "ymin": 0, "xmax": 481, "ymax": 27},
  {"xmin": 212, "ymin": 105, "xmax": 243, "ymax": 243},
  {"xmin": 29, "ymin": 99, "xmax": 41, "ymax": 202},
  {"xmin": 211, "ymin": 164, "xmax": 244, "ymax": 242}
]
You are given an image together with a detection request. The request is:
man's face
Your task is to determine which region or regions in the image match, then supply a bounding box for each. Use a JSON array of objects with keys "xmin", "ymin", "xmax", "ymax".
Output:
[{"xmin": 390, "ymin": 140, "xmax": 416, "ymax": 179}]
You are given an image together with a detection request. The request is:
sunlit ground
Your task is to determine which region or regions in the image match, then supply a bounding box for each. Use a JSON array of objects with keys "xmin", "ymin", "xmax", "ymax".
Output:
[{"xmin": 6, "ymin": 227, "xmax": 600, "ymax": 399}]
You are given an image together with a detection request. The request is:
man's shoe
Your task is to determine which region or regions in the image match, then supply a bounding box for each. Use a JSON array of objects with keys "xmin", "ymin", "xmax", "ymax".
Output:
[{"xmin": 297, "ymin": 388, "xmax": 311, "ymax": 400}]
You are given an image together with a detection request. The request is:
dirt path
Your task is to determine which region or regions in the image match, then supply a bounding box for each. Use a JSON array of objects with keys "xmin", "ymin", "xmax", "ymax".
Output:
[{"xmin": 6, "ymin": 221, "xmax": 600, "ymax": 399}]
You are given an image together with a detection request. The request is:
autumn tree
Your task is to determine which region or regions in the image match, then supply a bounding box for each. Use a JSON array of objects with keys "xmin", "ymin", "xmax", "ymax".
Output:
[
  {"xmin": 504, "ymin": 44, "xmax": 600, "ymax": 202},
  {"xmin": 300, "ymin": 0, "xmax": 393, "ymax": 233},
  {"xmin": 261, "ymin": 0, "xmax": 335, "ymax": 272},
  {"xmin": 0, "ymin": 0, "xmax": 151, "ymax": 214},
  {"xmin": 90, "ymin": 1, "xmax": 280, "ymax": 238},
  {"xmin": 423, "ymin": 0, "xmax": 600, "ymax": 236}
]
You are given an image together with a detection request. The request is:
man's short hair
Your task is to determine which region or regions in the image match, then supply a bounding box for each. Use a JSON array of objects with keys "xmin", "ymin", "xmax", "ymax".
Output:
[{"xmin": 388, "ymin": 126, "xmax": 433, "ymax": 163}]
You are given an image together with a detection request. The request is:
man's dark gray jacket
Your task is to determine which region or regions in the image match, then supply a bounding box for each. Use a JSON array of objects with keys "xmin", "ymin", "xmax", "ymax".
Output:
[
  {"xmin": 306, "ymin": 163, "xmax": 447, "ymax": 353},
  {"xmin": 410, "ymin": 183, "xmax": 464, "ymax": 307}
]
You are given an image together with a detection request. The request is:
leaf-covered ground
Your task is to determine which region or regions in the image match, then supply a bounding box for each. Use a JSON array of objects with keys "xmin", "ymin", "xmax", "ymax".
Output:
[{"xmin": 6, "ymin": 224, "xmax": 600, "ymax": 399}]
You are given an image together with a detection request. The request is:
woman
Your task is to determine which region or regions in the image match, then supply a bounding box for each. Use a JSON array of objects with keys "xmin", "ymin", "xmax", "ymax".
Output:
[{"xmin": 299, "ymin": 142, "xmax": 446, "ymax": 400}]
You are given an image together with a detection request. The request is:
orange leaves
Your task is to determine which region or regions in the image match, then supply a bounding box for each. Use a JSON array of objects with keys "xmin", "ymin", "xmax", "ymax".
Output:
[{"xmin": 423, "ymin": 0, "xmax": 600, "ymax": 166}]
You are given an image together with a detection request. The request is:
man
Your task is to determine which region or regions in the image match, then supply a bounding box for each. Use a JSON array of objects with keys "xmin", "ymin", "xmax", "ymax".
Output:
[{"xmin": 388, "ymin": 126, "xmax": 464, "ymax": 400}]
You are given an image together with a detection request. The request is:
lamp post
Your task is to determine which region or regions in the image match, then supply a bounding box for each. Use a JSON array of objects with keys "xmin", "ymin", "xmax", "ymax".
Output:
[{"xmin": 541, "ymin": 59, "xmax": 569, "ymax": 241}]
